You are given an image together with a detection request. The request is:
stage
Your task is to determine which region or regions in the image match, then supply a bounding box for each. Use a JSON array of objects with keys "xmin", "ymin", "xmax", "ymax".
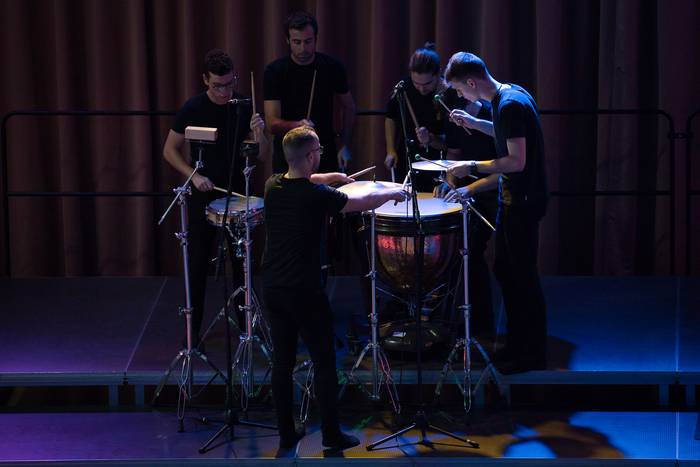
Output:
[{"xmin": 0, "ymin": 275, "xmax": 698, "ymax": 464}]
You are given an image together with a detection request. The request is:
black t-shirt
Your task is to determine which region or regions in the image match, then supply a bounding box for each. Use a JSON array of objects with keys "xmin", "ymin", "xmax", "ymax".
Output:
[
  {"xmin": 172, "ymin": 91, "xmax": 251, "ymax": 190},
  {"xmin": 264, "ymin": 53, "xmax": 350, "ymax": 173},
  {"xmin": 261, "ymin": 174, "xmax": 348, "ymax": 290},
  {"xmin": 385, "ymin": 76, "xmax": 446, "ymax": 159},
  {"xmin": 492, "ymin": 84, "xmax": 548, "ymax": 213}
]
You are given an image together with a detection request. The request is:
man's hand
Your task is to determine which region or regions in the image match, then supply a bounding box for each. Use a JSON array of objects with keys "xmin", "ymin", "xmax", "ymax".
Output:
[
  {"xmin": 444, "ymin": 186, "xmax": 471, "ymax": 203},
  {"xmin": 415, "ymin": 126, "xmax": 430, "ymax": 145},
  {"xmin": 387, "ymin": 187, "xmax": 410, "ymax": 203},
  {"xmin": 192, "ymin": 173, "xmax": 214, "ymax": 192},
  {"xmin": 447, "ymin": 160, "xmax": 474, "ymax": 179},
  {"xmin": 337, "ymin": 145, "xmax": 351, "ymax": 171},
  {"xmin": 310, "ymin": 172, "xmax": 354, "ymax": 185},
  {"xmin": 299, "ymin": 118, "xmax": 315, "ymax": 128},
  {"xmin": 250, "ymin": 113, "xmax": 265, "ymax": 134},
  {"xmin": 449, "ymin": 109, "xmax": 477, "ymax": 129},
  {"xmin": 432, "ymin": 181, "xmax": 452, "ymax": 198},
  {"xmin": 384, "ymin": 152, "xmax": 397, "ymax": 170}
]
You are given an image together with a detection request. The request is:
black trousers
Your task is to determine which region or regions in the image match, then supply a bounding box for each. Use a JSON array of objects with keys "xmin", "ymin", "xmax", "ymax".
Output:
[
  {"xmin": 493, "ymin": 203, "xmax": 547, "ymax": 358},
  {"xmin": 187, "ymin": 190, "xmax": 244, "ymax": 338},
  {"xmin": 263, "ymin": 287, "xmax": 341, "ymax": 440}
]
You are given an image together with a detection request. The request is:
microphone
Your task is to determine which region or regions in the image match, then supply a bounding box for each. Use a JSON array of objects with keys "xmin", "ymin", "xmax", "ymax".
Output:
[
  {"xmin": 390, "ymin": 80, "xmax": 404, "ymax": 99},
  {"xmin": 228, "ymin": 98, "xmax": 252, "ymax": 105}
]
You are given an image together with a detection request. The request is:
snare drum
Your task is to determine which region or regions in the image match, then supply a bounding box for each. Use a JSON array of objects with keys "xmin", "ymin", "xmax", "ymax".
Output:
[
  {"xmin": 205, "ymin": 196, "xmax": 264, "ymax": 228},
  {"xmin": 370, "ymin": 194, "xmax": 463, "ymax": 294}
]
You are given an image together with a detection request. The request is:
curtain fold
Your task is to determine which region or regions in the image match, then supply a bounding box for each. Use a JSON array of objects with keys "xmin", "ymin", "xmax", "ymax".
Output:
[{"xmin": 1, "ymin": 0, "xmax": 698, "ymax": 276}]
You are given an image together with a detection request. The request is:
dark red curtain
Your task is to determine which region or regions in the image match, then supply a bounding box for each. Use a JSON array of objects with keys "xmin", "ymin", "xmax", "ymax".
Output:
[{"xmin": 1, "ymin": 0, "xmax": 699, "ymax": 276}]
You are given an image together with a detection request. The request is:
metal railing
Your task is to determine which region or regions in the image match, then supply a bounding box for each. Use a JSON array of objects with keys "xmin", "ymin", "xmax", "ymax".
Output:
[{"xmin": 0, "ymin": 108, "xmax": 685, "ymax": 276}]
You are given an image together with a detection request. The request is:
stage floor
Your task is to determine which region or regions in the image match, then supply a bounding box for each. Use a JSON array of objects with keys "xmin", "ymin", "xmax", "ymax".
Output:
[
  {"xmin": 0, "ymin": 408, "xmax": 698, "ymax": 465},
  {"xmin": 0, "ymin": 275, "xmax": 699, "ymax": 464}
]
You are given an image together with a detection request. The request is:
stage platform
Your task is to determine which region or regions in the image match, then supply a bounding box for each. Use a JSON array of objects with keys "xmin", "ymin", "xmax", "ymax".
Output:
[{"xmin": 0, "ymin": 276, "xmax": 699, "ymax": 464}]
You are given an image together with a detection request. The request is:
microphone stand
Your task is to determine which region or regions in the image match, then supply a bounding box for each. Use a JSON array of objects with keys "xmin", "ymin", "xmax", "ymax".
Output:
[
  {"xmin": 199, "ymin": 102, "xmax": 275, "ymax": 454},
  {"xmin": 367, "ymin": 85, "xmax": 478, "ymax": 451}
]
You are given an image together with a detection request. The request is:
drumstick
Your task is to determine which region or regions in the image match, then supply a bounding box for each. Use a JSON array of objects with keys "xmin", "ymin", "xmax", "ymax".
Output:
[
  {"xmin": 250, "ymin": 71, "xmax": 258, "ymax": 142},
  {"xmin": 390, "ymin": 167, "xmax": 396, "ymax": 183},
  {"xmin": 306, "ymin": 69, "xmax": 317, "ymax": 121},
  {"xmin": 435, "ymin": 94, "xmax": 472, "ymax": 135},
  {"xmin": 348, "ymin": 165, "xmax": 376, "ymax": 179},
  {"xmin": 394, "ymin": 173, "xmax": 411, "ymax": 206},
  {"xmin": 213, "ymin": 186, "xmax": 246, "ymax": 198},
  {"xmin": 403, "ymin": 91, "xmax": 419, "ymax": 128},
  {"xmin": 415, "ymin": 155, "xmax": 478, "ymax": 179},
  {"xmin": 250, "ymin": 71, "xmax": 257, "ymax": 115}
]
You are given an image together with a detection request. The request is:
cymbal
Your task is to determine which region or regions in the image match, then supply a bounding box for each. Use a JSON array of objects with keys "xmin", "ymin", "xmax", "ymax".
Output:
[
  {"xmin": 336, "ymin": 180, "xmax": 402, "ymax": 196},
  {"xmin": 412, "ymin": 159, "xmax": 461, "ymax": 171}
]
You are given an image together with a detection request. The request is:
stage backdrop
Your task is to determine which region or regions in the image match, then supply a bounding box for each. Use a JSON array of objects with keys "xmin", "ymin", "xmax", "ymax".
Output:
[{"xmin": 1, "ymin": 0, "xmax": 699, "ymax": 277}]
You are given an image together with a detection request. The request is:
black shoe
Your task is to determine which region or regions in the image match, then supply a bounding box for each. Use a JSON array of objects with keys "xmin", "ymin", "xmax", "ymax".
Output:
[
  {"xmin": 322, "ymin": 432, "xmax": 360, "ymax": 450},
  {"xmin": 279, "ymin": 427, "xmax": 305, "ymax": 450}
]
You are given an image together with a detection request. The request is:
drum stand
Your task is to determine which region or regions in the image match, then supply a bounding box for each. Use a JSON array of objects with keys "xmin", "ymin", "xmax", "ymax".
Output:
[
  {"xmin": 152, "ymin": 159, "xmax": 226, "ymax": 432},
  {"xmin": 367, "ymin": 85, "xmax": 478, "ymax": 451},
  {"xmin": 339, "ymin": 209, "xmax": 400, "ymax": 414},
  {"xmin": 199, "ymin": 109, "xmax": 275, "ymax": 455},
  {"xmin": 433, "ymin": 199, "xmax": 503, "ymax": 413}
]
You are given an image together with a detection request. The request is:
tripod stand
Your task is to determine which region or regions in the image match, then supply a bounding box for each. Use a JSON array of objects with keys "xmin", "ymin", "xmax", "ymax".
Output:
[
  {"xmin": 152, "ymin": 157, "xmax": 226, "ymax": 432},
  {"xmin": 433, "ymin": 199, "xmax": 503, "ymax": 412},
  {"xmin": 198, "ymin": 129, "xmax": 275, "ymax": 454},
  {"xmin": 367, "ymin": 81, "xmax": 478, "ymax": 451},
  {"xmin": 339, "ymin": 208, "xmax": 400, "ymax": 414}
]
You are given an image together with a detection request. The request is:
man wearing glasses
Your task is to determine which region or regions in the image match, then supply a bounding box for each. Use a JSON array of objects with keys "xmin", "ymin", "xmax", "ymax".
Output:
[
  {"xmin": 162, "ymin": 48, "xmax": 270, "ymax": 346},
  {"xmin": 262, "ymin": 126, "xmax": 408, "ymax": 451}
]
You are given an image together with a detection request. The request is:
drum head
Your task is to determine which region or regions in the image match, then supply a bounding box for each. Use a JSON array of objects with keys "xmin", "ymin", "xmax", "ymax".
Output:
[
  {"xmin": 374, "ymin": 195, "xmax": 462, "ymax": 218},
  {"xmin": 336, "ymin": 180, "xmax": 402, "ymax": 197},
  {"xmin": 208, "ymin": 195, "xmax": 264, "ymax": 214}
]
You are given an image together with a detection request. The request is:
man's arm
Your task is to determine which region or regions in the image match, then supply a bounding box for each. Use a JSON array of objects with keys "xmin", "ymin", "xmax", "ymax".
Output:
[
  {"xmin": 449, "ymin": 137, "xmax": 526, "ymax": 178},
  {"xmin": 384, "ymin": 118, "xmax": 398, "ymax": 169},
  {"xmin": 449, "ymin": 109, "xmax": 495, "ymax": 137},
  {"xmin": 248, "ymin": 113, "xmax": 271, "ymax": 163},
  {"xmin": 162, "ymin": 130, "xmax": 212, "ymax": 191},
  {"xmin": 263, "ymin": 100, "xmax": 311, "ymax": 137},
  {"xmin": 444, "ymin": 173, "xmax": 500, "ymax": 203},
  {"xmin": 337, "ymin": 91, "xmax": 355, "ymax": 149},
  {"xmin": 340, "ymin": 187, "xmax": 407, "ymax": 213}
]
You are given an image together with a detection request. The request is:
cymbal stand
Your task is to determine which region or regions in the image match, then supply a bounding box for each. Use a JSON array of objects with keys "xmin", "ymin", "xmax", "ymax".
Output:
[
  {"xmin": 433, "ymin": 198, "xmax": 503, "ymax": 412},
  {"xmin": 152, "ymin": 156, "xmax": 226, "ymax": 432},
  {"xmin": 339, "ymin": 209, "xmax": 400, "ymax": 414}
]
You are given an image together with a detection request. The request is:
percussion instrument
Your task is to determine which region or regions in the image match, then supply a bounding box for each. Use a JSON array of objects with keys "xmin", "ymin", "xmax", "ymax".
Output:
[
  {"xmin": 205, "ymin": 196, "xmax": 264, "ymax": 228},
  {"xmin": 371, "ymin": 193, "xmax": 462, "ymax": 294}
]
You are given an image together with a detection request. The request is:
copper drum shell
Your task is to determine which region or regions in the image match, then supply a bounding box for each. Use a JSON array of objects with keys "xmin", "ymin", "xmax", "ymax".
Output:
[{"xmin": 368, "ymin": 208, "xmax": 462, "ymax": 294}]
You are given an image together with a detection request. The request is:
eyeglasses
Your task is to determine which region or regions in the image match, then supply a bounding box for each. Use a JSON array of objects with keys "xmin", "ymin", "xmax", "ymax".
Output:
[
  {"xmin": 307, "ymin": 145, "xmax": 324, "ymax": 156},
  {"xmin": 210, "ymin": 74, "xmax": 239, "ymax": 92}
]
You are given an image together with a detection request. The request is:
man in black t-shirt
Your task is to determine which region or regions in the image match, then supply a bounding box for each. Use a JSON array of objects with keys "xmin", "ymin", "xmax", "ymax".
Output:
[
  {"xmin": 384, "ymin": 44, "xmax": 448, "ymax": 190},
  {"xmin": 443, "ymin": 52, "xmax": 548, "ymax": 374},
  {"xmin": 264, "ymin": 11, "xmax": 356, "ymax": 174},
  {"xmin": 162, "ymin": 49, "xmax": 270, "ymax": 344},
  {"xmin": 434, "ymin": 88, "xmax": 499, "ymax": 339},
  {"xmin": 262, "ymin": 126, "xmax": 406, "ymax": 451}
]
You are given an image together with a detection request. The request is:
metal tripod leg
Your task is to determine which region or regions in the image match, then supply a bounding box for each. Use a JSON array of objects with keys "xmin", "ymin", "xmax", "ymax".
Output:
[
  {"xmin": 199, "ymin": 288, "xmax": 242, "ymax": 346},
  {"xmin": 339, "ymin": 341, "xmax": 401, "ymax": 414},
  {"xmin": 152, "ymin": 347, "xmax": 226, "ymax": 428},
  {"xmin": 292, "ymin": 359, "xmax": 314, "ymax": 424}
]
